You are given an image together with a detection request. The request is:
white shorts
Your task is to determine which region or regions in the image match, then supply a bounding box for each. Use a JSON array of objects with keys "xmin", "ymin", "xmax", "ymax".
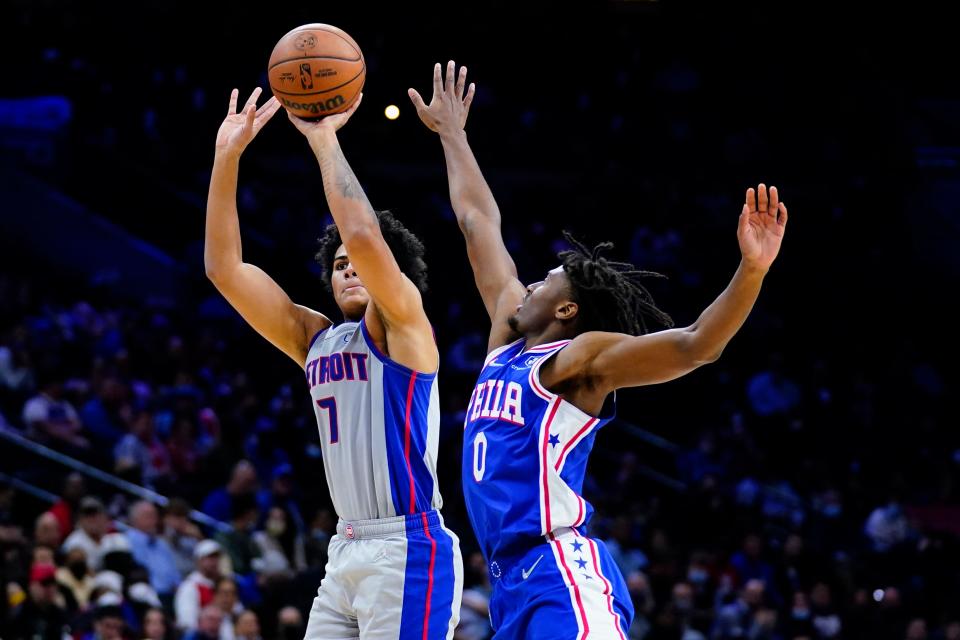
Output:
[{"xmin": 304, "ymin": 510, "xmax": 463, "ymax": 640}]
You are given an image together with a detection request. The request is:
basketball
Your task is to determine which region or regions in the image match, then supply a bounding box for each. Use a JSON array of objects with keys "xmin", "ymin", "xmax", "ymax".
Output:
[{"xmin": 267, "ymin": 24, "xmax": 365, "ymax": 120}]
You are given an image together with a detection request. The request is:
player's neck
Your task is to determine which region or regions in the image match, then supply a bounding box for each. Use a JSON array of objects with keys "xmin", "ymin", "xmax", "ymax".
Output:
[{"xmin": 521, "ymin": 325, "xmax": 575, "ymax": 353}]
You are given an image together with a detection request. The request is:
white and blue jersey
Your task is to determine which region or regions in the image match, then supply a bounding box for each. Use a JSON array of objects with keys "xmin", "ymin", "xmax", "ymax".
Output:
[
  {"xmin": 305, "ymin": 319, "xmax": 443, "ymax": 521},
  {"xmin": 303, "ymin": 319, "xmax": 462, "ymax": 640},
  {"xmin": 463, "ymin": 338, "xmax": 632, "ymax": 639}
]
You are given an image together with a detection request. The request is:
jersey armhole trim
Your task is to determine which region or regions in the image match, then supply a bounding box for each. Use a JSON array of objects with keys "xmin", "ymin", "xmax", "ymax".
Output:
[
  {"xmin": 359, "ymin": 316, "xmax": 438, "ymax": 379},
  {"xmin": 529, "ymin": 345, "xmax": 617, "ymax": 422},
  {"xmin": 304, "ymin": 325, "xmax": 334, "ymax": 365}
]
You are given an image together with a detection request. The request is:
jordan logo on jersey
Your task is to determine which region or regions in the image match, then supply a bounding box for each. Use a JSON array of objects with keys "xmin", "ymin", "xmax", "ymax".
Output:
[
  {"xmin": 305, "ymin": 352, "xmax": 369, "ymax": 388},
  {"xmin": 467, "ymin": 380, "xmax": 525, "ymax": 426}
]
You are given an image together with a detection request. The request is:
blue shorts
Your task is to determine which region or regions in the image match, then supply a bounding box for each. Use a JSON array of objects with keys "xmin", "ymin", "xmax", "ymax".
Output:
[{"xmin": 489, "ymin": 528, "xmax": 633, "ymax": 640}]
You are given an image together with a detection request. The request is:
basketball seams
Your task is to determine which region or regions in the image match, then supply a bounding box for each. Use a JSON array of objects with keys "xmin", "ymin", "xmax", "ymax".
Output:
[
  {"xmin": 268, "ymin": 55, "xmax": 362, "ymax": 70},
  {"xmin": 269, "ymin": 63, "xmax": 366, "ymax": 97},
  {"xmin": 302, "ymin": 25, "xmax": 363, "ymax": 60}
]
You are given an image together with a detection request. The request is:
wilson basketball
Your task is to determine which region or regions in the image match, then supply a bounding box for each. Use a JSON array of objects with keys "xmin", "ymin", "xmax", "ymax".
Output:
[{"xmin": 267, "ymin": 24, "xmax": 365, "ymax": 120}]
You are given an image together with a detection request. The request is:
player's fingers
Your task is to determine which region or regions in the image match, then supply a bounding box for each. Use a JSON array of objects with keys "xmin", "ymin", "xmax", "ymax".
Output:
[
  {"xmin": 244, "ymin": 87, "xmax": 262, "ymax": 111},
  {"xmin": 455, "ymin": 66, "xmax": 467, "ymax": 99},
  {"xmin": 432, "ymin": 63, "xmax": 443, "ymax": 98},
  {"xmin": 446, "ymin": 60, "xmax": 456, "ymax": 95},
  {"xmin": 228, "ymin": 89, "xmax": 239, "ymax": 115},
  {"xmin": 757, "ymin": 183, "xmax": 768, "ymax": 213},
  {"xmin": 778, "ymin": 202, "xmax": 788, "ymax": 227},
  {"xmin": 344, "ymin": 93, "xmax": 363, "ymax": 117},
  {"xmin": 463, "ymin": 83, "xmax": 476, "ymax": 112},
  {"xmin": 408, "ymin": 88, "xmax": 427, "ymax": 111},
  {"xmin": 768, "ymin": 186, "xmax": 779, "ymax": 217},
  {"xmin": 255, "ymin": 97, "xmax": 281, "ymax": 125},
  {"xmin": 746, "ymin": 187, "xmax": 757, "ymax": 214}
]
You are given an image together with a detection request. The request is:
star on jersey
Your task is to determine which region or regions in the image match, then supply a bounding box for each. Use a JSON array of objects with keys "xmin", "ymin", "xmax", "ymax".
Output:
[
  {"xmin": 571, "ymin": 540, "xmax": 584, "ymax": 553},
  {"xmin": 575, "ymin": 558, "xmax": 588, "ymax": 569},
  {"xmin": 549, "ymin": 433, "xmax": 561, "ymax": 447},
  {"xmin": 581, "ymin": 573, "xmax": 593, "ymax": 580}
]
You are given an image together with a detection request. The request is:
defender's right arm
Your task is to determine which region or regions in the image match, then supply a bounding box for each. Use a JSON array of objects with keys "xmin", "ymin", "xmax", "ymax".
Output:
[
  {"xmin": 410, "ymin": 62, "xmax": 526, "ymax": 351},
  {"xmin": 205, "ymin": 89, "xmax": 331, "ymax": 365}
]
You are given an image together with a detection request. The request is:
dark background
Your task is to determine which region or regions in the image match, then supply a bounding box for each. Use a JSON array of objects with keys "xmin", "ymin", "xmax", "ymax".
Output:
[{"xmin": 2, "ymin": 2, "xmax": 958, "ymax": 639}]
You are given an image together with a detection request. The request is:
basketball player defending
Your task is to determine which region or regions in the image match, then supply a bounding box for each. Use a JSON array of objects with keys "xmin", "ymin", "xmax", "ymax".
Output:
[
  {"xmin": 410, "ymin": 62, "xmax": 788, "ymax": 639},
  {"xmin": 205, "ymin": 88, "xmax": 462, "ymax": 639}
]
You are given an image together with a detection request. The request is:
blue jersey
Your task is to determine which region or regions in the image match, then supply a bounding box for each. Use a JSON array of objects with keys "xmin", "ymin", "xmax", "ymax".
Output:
[
  {"xmin": 462, "ymin": 338, "xmax": 615, "ymax": 567},
  {"xmin": 304, "ymin": 319, "xmax": 443, "ymax": 521}
]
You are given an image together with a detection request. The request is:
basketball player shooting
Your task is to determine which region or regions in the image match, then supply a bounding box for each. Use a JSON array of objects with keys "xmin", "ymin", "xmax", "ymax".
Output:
[
  {"xmin": 410, "ymin": 62, "xmax": 788, "ymax": 639},
  {"xmin": 205, "ymin": 87, "xmax": 462, "ymax": 639}
]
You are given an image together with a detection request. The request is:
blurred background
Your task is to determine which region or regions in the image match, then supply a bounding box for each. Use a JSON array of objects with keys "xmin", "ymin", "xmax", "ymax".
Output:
[{"xmin": 1, "ymin": 2, "xmax": 958, "ymax": 639}]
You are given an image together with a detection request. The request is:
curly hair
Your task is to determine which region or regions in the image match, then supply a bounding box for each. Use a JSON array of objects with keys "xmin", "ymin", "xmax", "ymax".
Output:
[
  {"xmin": 315, "ymin": 210, "xmax": 428, "ymax": 294},
  {"xmin": 559, "ymin": 230, "xmax": 674, "ymax": 336}
]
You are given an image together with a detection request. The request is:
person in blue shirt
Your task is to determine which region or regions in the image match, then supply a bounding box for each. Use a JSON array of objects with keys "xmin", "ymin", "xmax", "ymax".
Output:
[{"xmin": 124, "ymin": 501, "xmax": 181, "ymax": 602}]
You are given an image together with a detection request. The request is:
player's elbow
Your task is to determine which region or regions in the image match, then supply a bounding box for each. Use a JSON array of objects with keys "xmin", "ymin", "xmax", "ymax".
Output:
[
  {"xmin": 680, "ymin": 329, "xmax": 724, "ymax": 366},
  {"xmin": 204, "ymin": 259, "xmax": 231, "ymax": 286}
]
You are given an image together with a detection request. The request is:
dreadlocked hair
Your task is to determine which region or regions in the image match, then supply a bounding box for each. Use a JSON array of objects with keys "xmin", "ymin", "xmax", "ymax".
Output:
[
  {"xmin": 315, "ymin": 210, "xmax": 428, "ymax": 294},
  {"xmin": 558, "ymin": 230, "xmax": 674, "ymax": 336}
]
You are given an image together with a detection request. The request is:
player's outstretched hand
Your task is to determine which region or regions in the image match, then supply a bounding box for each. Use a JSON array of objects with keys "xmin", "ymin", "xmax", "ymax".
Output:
[
  {"xmin": 287, "ymin": 93, "xmax": 363, "ymax": 142},
  {"xmin": 738, "ymin": 184, "xmax": 788, "ymax": 272},
  {"xmin": 215, "ymin": 88, "xmax": 281, "ymax": 157},
  {"xmin": 408, "ymin": 60, "xmax": 475, "ymax": 134}
]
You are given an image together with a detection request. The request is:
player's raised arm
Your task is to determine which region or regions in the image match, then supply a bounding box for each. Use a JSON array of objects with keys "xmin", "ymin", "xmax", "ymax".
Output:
[
  {"xmin": 287, "ymin": 98, "xmax": 437, "ymax": 372},
  {"xmin": 409, "ymin": 61, "xmax": 527, "ymax": 351},
  {"xmin": 545, "ymin": 185, "xmax": 789, "ymax": 401},
  {"xmin": 205, "ymin": 88, "xmax": 331, "ymax": 366}
]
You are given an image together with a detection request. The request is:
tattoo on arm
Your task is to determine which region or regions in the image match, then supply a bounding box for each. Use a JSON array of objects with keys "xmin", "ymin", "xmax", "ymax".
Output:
[{"xmin": 318, "ymin": 141, "xmax": 376, "ymax": 219}]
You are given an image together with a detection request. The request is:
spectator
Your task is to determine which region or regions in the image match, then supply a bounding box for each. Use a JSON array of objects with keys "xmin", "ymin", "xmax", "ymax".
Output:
[
  {"xmin": 713, "ymin": 579, "xmax": 766, "ymax": 640},
  {"xmin": 56, "ymin": 546, "xmax": 94, "ymax": 608},
  {"xmin": 213, "ymin": 577, "xmax": 244, "ymax": 640},
  {"xmin": 33, "ymin": 511, "xmax": 61, "ymax": 548},
  {"xmin": 21, "ymin": 375, "xmax": 88, "ymax": 449},
  {"xmin": 142, "ymin": 607, "xmax": 173, "ymax": 640},
  {"xmin": 729, "ymin": 534, "xmax": 776, "ymax": 594},
  {"xmin": 124, "ymin": 500, "xmax": 181, "ymax": 600},
  {"xmin": 61, "ymin": 496, "xmax": 110, "ymax": 570},
  {"xmin": 201, "ymin": 460, "xmax": 260, "ymax": 523},
  {"xmin": 865, "ymin": 500, "xmax": 911, "ymax": 552},
  {"xmin": 252, "ymin": 505, "xmax": 305, "ymax": 580},
  {"xmin": 163, "ymin": 496, "xmax": 204, "ymax": 576},
  {"xmin": 184, "ymin": 605, "xmax": 225, "ymax": 640},
  {"xmin": 113, "ymin": 408, "xmax": 171, "ymax": 489},
  {"xmin": 809, "ymin": 582, "xmax": 841, "ymax": 639},
  {"xmin": 6, "ymin": 563, "xmax": 69, "ymax": 640},
  {"xmin": 276, "ymin": 606, "xmax": 305, "ymax": 640},
  {"xmin": 175, "ymin": 539, "xmax": 224, "ymax": 630},
  {"xmin": 604, "ymin": 515, "xmax": 649, "ymax": 577},
  {"xmin": 82, "ymin": 594, "xmax": 127, "ymax": 640},
  {"xmin": 48, "ymin": 472, "xmax": 86, "ymax": 539},
  {"xmin": 905, "ymin": 619, "xmax": 928, "ymax": 640},
  {"xmin": 215, "ymin": 491, "xmax": 261, "ymax": 576},
  {"xmin": 234, "ymin": 609, "xmax": 262, "ymax": 640}
]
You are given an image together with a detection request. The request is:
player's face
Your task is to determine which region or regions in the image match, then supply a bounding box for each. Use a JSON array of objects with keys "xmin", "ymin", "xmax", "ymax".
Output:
[
  {"xmin": 509, "ymin": 266, "xmax": 573, "ymax": 333},
  {"xmin": 331, "ymin": 245, "xmax": 370, "ymax": 320}
]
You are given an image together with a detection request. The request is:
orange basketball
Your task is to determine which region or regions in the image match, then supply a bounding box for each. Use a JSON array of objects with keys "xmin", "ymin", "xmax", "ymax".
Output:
[{"xmin": 267, "ymin": 24, "xmax": 365, "ymax": 120}]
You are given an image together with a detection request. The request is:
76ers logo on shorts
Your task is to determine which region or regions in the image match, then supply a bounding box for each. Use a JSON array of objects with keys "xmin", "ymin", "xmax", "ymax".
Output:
[{"xmin": 345, "ymin": 523, "xmax": 355, "ymax": 539}]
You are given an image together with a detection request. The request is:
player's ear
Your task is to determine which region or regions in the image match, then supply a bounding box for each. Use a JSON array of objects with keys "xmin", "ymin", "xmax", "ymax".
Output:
[{"xmin": 555, "ymin": 301, "xmax": 578, "ymax": 321}]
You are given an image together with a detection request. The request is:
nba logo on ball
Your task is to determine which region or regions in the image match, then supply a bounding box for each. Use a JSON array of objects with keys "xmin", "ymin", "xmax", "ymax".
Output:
[
  {"xmin": 268, "ymin": 23, "xmax": 366, "ymax": 120},
  {"xmin": 345, "ymin": 523, "xmax": 355, "ymax": 539}
]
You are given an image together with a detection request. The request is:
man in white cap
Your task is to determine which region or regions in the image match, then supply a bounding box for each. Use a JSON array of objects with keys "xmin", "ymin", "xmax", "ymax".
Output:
[{"xmin": 175, "ymin": 539, "xmax": 224, "ymax": 631}]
